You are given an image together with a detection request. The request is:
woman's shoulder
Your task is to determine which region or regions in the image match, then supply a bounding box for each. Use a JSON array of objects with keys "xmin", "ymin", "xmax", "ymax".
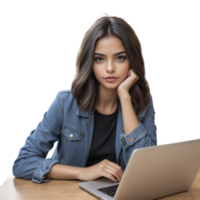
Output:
[
  {"xmin": 56, "ymin": 90, "xmax": 75, "ymax": 101},
  {"xmin": 146, "ymin": 91, "xmax": 156, "ymax": 111},
  {"xmin": 55, "ymin": 90, "xmax": 77, "ymax": 108},
  {"xmin": 57, "ymin": 89, "xmax": 72, "ymax": 95}
]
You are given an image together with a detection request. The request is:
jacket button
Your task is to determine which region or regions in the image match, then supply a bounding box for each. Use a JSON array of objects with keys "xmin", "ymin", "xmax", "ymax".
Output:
[
  {"xmin": 69, "ymin": 133, "xmax": 74, "ymax": 138},
  {"xmin": 129, "ymin": 138, "xmax": 134, "ymax": 143}
]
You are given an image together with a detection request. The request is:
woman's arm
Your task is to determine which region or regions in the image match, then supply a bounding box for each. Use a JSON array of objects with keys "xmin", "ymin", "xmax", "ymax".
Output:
[{"xmin": 46, "ymin": 164, "xmax": 81, "ymax": 179}]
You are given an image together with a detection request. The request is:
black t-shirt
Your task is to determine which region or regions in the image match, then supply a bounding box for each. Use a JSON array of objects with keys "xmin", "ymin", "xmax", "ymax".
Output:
[{"xmin": 85, "ymin": 108, "xmax": 118, "ymax": 167}]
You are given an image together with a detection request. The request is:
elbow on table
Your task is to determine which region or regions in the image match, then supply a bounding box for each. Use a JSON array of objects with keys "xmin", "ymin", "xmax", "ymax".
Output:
[{"xmin": 11, "ymin": 163, "xmax": 32, "ymax": 180}]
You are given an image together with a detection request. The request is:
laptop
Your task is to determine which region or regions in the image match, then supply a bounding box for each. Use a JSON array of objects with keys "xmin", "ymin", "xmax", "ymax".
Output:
[{"xmin": 78, "ymin": 139, "xmax": 200, "ymax": 200}]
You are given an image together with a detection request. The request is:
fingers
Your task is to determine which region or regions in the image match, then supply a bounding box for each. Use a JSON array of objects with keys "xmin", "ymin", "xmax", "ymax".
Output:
[
  {"xmin": 104, "ymin": 159, "xmax": 123, "ymax": 177},
  {"xmin": 102, "ymin": 159, "xmax": 123, "ymax": 182},
  {"xmin": 104, "ymin": 170, "xmax": 119, "ymax": 182},
  {"xmin": 104, "ymin": 166, "xmax": 122, "ymax": 182}
]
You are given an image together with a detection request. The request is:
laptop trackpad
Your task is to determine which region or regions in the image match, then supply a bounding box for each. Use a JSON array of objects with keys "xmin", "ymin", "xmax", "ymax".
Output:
[{"xmin": 82, "ymin": 177, "xmax": 119, "ymax": 188}]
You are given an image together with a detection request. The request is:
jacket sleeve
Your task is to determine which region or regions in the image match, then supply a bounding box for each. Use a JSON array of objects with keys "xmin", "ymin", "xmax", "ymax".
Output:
[
  {"xmin": 120, "ymin": 92, "xmax": 157, "ymax": 168},
  {"xmin": 12, "ymin": 91, "xmax": 64, "ymax": 183}
]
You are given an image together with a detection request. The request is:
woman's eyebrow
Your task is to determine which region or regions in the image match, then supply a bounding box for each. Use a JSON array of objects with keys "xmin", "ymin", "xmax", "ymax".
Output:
[{"xmin": 94, "ymin": 51, "xmax": 126, "ymax": 57}]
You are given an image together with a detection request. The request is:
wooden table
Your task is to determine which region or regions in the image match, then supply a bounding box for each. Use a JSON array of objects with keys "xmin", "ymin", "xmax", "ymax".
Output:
[{"xmin": 1, "ymin": 170, "xmax": 200, "ymax": 200}]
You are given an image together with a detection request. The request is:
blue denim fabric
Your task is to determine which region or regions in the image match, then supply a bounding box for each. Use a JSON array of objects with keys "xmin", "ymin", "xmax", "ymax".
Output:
[{"xmin": 13, "ymin": 90, "xmax": 157, "ymax": 183}]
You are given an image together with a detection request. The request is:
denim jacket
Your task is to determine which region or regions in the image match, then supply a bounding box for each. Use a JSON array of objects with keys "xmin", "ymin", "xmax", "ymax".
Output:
[{"xmin": 13, "ymin": 90, "xmax": 157, "ymax": 183}]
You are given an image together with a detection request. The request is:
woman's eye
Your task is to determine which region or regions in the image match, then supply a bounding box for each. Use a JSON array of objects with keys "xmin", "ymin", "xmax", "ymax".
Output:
[
  {"xmin": 117, "ymin": 56, "xmax": 125, "ymax": 61},
  {"xmin": 95, "ymin": 56, "xmax": 126, "ymax": 62},
  {"xmin": 95, "ymin": 57, "xmax": 102, "ymax": 62}
]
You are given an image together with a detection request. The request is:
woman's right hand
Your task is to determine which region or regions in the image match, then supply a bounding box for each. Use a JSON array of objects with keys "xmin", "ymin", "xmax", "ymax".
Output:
[{"xmin": 77, "ymin": 159, "xmax": 123, "ymax": 182}]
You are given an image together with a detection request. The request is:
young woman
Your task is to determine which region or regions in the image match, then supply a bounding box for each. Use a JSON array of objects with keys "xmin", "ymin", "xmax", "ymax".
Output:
[{"xmin": 13, "ymin": 15, "xmax": 157, "ymax": 184}]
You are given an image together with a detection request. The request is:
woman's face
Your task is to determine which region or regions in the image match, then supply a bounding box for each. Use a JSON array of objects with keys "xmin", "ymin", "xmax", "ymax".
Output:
[{"xmin": 92, "ymin": 36, "xmax": 130, "ymax": 90}]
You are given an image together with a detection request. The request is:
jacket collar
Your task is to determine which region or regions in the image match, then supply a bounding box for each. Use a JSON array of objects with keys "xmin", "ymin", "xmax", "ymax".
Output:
[
  {"xmin": 77, "ymin": 105, "xmax": 146, "ymax": 119},
  {"xmin": 77, "ymin": 109, "xmax": 93, "ymax": 118},
  {"xmin": 76, "ymin": 90, "xmax": 150, "ymax": 118}
]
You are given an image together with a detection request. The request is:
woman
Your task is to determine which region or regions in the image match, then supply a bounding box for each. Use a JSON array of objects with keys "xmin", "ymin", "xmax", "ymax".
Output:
[{"xmin": 13, "ymin": 15, "xmax": 157, "ymax": 184}]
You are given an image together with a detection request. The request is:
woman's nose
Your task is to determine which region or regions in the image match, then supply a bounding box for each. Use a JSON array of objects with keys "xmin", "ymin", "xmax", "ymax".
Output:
[{"xmin": 106, "ymin": 63, "xmax": 114, "ymax": 71}]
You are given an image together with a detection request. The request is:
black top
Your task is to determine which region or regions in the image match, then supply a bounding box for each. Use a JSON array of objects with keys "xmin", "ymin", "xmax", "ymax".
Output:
[{"xmin": 85, "ymin": 108, "xmax": 118, "ymax": 167}]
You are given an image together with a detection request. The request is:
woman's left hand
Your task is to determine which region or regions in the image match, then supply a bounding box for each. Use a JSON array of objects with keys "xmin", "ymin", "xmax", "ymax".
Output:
[{"xmin": 117, "ymin": 69, "xmax": 139, "ymax": 94}]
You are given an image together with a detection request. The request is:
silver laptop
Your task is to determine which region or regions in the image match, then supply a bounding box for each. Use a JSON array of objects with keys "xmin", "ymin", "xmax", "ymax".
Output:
[{"xmin": 78, "ymin": 139, "xmax": 200, "ymax": 200}]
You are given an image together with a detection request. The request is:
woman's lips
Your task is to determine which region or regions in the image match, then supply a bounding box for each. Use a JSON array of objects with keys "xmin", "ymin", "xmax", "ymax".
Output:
[{"xmin": 104, "ymin": 78, "xmax": 118, "ymax": 82}]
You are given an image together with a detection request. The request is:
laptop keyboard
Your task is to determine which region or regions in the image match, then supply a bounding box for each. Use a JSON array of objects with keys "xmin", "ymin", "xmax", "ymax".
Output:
[{"xmin": 97, "ymin": 184, "xmax": 119, "ymax": 197}]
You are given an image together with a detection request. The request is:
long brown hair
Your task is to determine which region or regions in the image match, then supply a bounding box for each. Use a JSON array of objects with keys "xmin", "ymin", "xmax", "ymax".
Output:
[{"xmin": 71, "ymin": 14, "xmax": 150, "ymax": 115}]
